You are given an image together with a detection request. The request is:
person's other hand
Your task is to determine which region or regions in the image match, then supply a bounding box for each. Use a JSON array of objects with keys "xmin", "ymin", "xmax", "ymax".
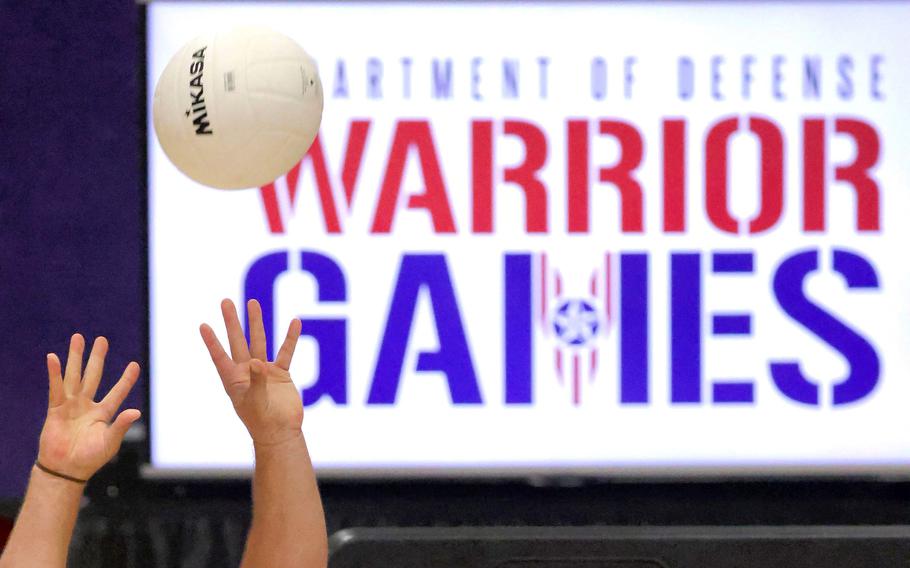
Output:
[
  {"xmin": 200, "ymin": 299, "xmax": 304, "ymax": 447},
  {"xmin": 38, "ymin": 335, "xmax": 142, "ymax": 481}
]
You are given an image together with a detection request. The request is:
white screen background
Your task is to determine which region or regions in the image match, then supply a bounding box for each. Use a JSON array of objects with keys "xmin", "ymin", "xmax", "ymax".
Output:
[{"xmin": 147, "ymin": 1, "xmax": 910, "ymax": 477}]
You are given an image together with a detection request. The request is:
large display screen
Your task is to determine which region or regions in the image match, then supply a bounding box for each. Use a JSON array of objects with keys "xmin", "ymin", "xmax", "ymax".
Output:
[{"xmin": 147, "ymin": 1, "xmax": 910, "ymax": 477}]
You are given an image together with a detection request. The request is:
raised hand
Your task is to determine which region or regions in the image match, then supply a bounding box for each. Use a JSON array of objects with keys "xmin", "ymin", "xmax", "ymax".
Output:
[
  {"xmin": 38, "ymin": 334, "xmax": 142, "ymax": 481},
  {"xmin": 199, "ymin": 299, "xmax": 304, "ymax": 447}
]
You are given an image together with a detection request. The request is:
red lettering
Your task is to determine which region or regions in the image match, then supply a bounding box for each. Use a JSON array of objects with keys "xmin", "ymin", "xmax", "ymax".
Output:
[
  {"xmin": 502, "ymin": 120, "xmax": 548, "ymax": 233},
  {"xmin": 802, "ymin": 118, "xmax": 826, "ymax": 232},
  {"xmin": 705, "ymin": 117, "xmax": 740, "ymax": 233},
  {"xmin": 258, "ymin": 134, "xmax": 342, "ymax": 234},
  {"xmin": 705, "ymin": 116, "xmax": 784, "ymax": 234},
  {"xmin": 747, "ymin": 116, "xmax": 784, "ymax": 234},
  {"xmin": 663, "ymin": 119, "xmax": 686, "ymax": 232},
  {"xmin": 371, "ymin": 120, "xmax": 456, "ymax": 233},
  {"xmin": 340, "ymin": 120, "xmax": 371, "ymax": 209},
  {"xmin": 567, "ymin": 119, "xmax": 589, "ymax": 233},
  {"xmin": 568, "ymin": 119, "xmax": 644, "ymax": 233},
  {"xmin": 598, "ymin": 120, "xmax": 644, "ymax": 233},
  {"xmin": 472, "ymin": 120, "xmax": 548, "ymax": 233},
  {"xmin": 258, "ymin": 182, "xmax": 285, "ymax": 233},
  {"xmin": 803, "ymin": 117, "xmax": 881, "ymax": 232},
  {"xmin": 257, "ymin": 115, "xmax": 881, "ymax": 237},
  {"xmin": 258, "ymin": 121, "xmax": 371, "ymax": 234},
  {"xmin": 471, "ymin": 120, "xmax": 494, "ymax": 233},
  {"xmin": 835, "ymin": 118, "xmax": 881, "ymax": 231}
]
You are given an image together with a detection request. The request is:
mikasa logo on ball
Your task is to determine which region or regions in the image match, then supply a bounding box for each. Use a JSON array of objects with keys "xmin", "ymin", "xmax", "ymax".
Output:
[{"xmin": 186, "ymin": 46, "xmax": 212, "ymax": 135}]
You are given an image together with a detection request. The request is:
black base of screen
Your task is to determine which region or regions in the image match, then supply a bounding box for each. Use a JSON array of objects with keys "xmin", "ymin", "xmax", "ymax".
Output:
[{"xmin": 329, "ymin": 526, "xmax": 910, "ymax": 568}]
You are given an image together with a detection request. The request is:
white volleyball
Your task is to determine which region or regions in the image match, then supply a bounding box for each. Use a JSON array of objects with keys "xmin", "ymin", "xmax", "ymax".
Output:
[{"xmin": 152, "ymin": 27, "xmax": 323, "ymax": 189}]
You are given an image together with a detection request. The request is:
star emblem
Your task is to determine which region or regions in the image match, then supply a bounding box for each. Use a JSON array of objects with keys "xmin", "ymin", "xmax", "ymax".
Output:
[{"xmin": 552, "ymin": 300, "xmax": 599, "ymax": 347}]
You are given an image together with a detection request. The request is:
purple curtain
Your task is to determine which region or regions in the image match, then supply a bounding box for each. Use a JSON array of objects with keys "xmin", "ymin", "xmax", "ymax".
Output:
[{"xmin": 0, "ymin": 0, "xmax": 144, "ymax": 498}]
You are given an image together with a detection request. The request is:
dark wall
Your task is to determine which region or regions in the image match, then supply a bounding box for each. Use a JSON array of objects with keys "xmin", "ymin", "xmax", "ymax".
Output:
[{"xmin": 0, "ymin": 0, "xmax": 144, "ymax": 499}]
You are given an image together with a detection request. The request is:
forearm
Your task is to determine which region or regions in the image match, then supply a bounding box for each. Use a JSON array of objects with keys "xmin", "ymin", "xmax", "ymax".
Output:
[
  {"xmin": 0, "ymin": 466, "xmax": 84, "ymax": 568},
  {"xmin": 241, "ymin": 433, "xmax": 327, "ymax": 568}
]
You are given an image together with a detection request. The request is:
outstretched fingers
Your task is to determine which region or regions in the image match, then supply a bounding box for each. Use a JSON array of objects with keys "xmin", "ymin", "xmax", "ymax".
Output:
[
  {"xmin": 247, "ymin": 299, "xmax": 268, "ymax": 361},
  {"xmin": 62, "ymin": 333, "xmax": 85, "ymax": 394},
  {"xmin": 99, "ymin": 362, "xmax": 140, "ymax": 420},
  {"xmin": 274, "ymin": 318, "xmax": 302, "ymax": 371},
  {"xmin": 81, "ymin": 336, "xmax": 109, "ymax": 399},
  {"xmin": 46, "ymin": 353, "xmax": 65, "ymax": 408},
  {"xmin": 220, "ymin": 299, "xmax": 250, "ymax": 362},
  {"xmin": 199, "ymin": 323, "xmax": 234, "ymax": 379}
]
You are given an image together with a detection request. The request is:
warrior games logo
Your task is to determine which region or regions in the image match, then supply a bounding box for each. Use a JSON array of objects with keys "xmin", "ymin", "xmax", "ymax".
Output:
[{"xmin": 242, "ymin": 52, "xmax": 886, "ymax": 411}]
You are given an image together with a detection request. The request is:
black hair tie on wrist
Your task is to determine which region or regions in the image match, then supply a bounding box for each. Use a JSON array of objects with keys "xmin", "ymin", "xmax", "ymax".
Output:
[{"xmin": 34, "ymin": 461, "xmax": 88, "ymax": 484}]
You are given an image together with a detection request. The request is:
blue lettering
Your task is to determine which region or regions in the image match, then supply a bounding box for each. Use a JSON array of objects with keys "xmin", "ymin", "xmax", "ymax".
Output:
[
  {"xmin": 671, "ymin": 252, "xmax": 701, "ymax": 403},
  {"xmin": 432, "ymin": 58, "xmax": 453, "ymax": 99},
  {"xmin": 333, "ymin": 59, "xmax": 349, "ymax": 98},
  {"xmin": 770, "ymin": 248, "xmax": 880, "ymax": 406},
  {"xmin": 678, "ymin": 56, "xmax": 694, "ymax": 100},
  {"xmin": 244, "ymin": 250, "xmax": 348, "ymax": 407},
  {"xmin": 504, "ymin": 254, "xmax": 533, "ymax": 404},
  {"xmin": 368, "ymin": 254, "xmax": 481, "ymax": 404},
  {"xmin": 620, "ymin": 253, "xmax": 649, "ymax": 403},
  {"xmin": 709, "ymin": 251, "xmax": 756, "ymax": 404}
]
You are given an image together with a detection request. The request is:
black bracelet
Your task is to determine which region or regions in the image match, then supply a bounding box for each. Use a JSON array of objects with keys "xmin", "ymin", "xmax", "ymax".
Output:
[{"xmin": 34, "ymin": 461, "xmax": 88, "ymax": 484}]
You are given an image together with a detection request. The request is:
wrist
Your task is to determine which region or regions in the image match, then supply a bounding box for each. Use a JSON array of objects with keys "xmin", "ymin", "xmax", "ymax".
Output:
[
  {"xmin": 34, "ymin": 462, "xmax": 89, "ymax": 484},
  {"xmin": 30, "ymin": 465, "xmax": 87, "ymax": 497},
  {"xmin": 252, "ymin": 431, "xmax": 306, "ymax": 458},
  {"xmin": 35, "ymin": 450, "xmax": 96, "ymax": 482},
  {"xmin": 250, "ymin": 425, "xmax": 304, "ymax": 447}
]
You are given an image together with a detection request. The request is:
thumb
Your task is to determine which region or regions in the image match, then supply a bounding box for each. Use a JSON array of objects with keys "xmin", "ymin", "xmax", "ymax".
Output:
[{"xmin": 108, "ymin": 409, "xmax": 142, "ymax": 446}]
